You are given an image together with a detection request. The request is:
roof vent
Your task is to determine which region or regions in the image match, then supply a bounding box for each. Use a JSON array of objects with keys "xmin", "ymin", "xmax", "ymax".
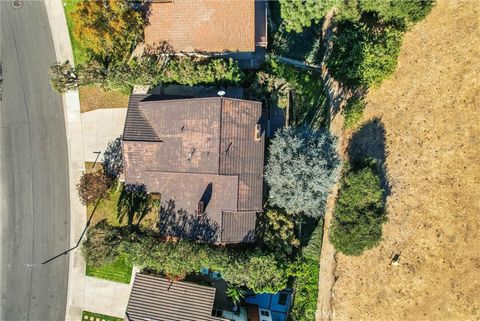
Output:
[
  {"xmin": 254, "ymin": 124, "xmax": 262, "ymax": 141},
  {"xmin": 187, "ymin": 148, "xmax": 196, "ymax": 162}
]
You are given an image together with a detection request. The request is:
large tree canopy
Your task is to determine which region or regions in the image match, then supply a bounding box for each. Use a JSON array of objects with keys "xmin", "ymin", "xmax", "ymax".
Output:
[
  {"xmin": 265, "ymin": 127, "xmax": 340, "ymax": 218},
  {"xmin": 326, "ymin": 23, "xmax": 403, "ymax": 88},
  {"xmin": 279, "ymin": 0, "xmax": 338, "ymax": 33},
  {"xmin": 72, "ymin": 0, "xmax": 145, "ymax": 62}
]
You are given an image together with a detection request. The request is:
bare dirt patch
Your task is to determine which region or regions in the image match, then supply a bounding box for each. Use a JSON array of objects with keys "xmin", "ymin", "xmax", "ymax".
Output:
[{"xmin": 331, "ymin": 1, "xmax": 480, "ymax": 320}]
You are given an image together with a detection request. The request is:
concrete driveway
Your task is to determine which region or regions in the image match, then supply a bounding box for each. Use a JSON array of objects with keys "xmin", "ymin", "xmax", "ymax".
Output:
[{"xmin": 81, "ymin": 108, "xmax": 127, "ymax": 162}]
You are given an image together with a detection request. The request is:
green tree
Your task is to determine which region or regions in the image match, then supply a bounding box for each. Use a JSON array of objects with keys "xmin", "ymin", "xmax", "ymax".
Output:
[
  {"xmin": 326, "ymin": 22, "xmax": 403, "ymax": 87},
  {"xmin": 49, "ymin": 61, "xmax": 78, "ymax": 93},
  {"xmin": 259, "ymin": 209, "xmax": 300, "ymax": 255},
  {"xmin": 330, "ymin": 161, "xmax": 387, "ymax": 255},
  {"xmin": 82, "ymin": 221, "xmax": 289, "ymax": 293},
  {"xmin": 360, "ymin": 0, "xmax": 434, "ymax": 26},
  {"xmin": 279, "ymin": 0, "xmax": 338, "ymax": 32},
  {"xmin": 82, "ymin": 220, "xmax": 124, "ymax": 267},
  {"xmin": 76, "ymin": 170, "xmax": 111, "ymax": 206},
  {"xmin": 265, "ymin": 127, "xmax": 340, "ymax": 218},
  {"xmin": 71, "ymin": 0, "xmax": 145, "ymax": 63}
]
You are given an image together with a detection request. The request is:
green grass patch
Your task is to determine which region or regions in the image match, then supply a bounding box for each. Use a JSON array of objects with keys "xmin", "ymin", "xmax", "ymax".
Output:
[
  {"xmin": 289, "ymin": 219, "xmax": 323, "ymax": 321},
  {"xmin": 63, "ymin": 0, "xmax": 89, "ymax": 65},
  {"xmin": 87, "ymin": 182, "xmax": 123, "ymax": 227},
  {"xmin": 86, "ymin": 255, "xmax": 133, "ymax": 284},
  {"xmin": 343, "ymin": 97, "xmax": 365, "ymax": 129},
  {"xmin": 81, "ymin": 310, "xmax": 123, "ymax": 321}
]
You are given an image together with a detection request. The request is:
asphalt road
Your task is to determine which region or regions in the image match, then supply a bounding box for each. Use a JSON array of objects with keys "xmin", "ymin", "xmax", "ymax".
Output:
[{"xmin": 0, "ymin": 1, "xmax": 70, "ymax": 320}]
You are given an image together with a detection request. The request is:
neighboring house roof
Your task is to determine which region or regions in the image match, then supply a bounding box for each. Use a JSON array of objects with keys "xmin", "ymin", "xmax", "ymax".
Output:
[
  {"xmin": 126, "ymin": 273, "xmax": 218, "ymax": 321},
  {"xmin": 122, "ymin": 95, "xmax": 265, "ymax": 243},
  {"xmin": 144, "ymin": 0, "xmax": 255, "ymax": 53}
]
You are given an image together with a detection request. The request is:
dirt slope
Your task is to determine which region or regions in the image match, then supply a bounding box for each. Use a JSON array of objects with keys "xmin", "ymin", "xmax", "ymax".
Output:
[{"xmin": 331, "ymin": 1, "xmax": 480, "ymax": 320}]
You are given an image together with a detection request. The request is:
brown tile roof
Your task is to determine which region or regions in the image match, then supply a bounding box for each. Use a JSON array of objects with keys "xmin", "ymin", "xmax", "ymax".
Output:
[
  {"xmin": 122, "ymin": 96, "xmax": 264, "ymax": 243},
  {"xmin": 221, "ymin": 211, "xmax": 257, "ymax": 243},
  {"xmin": 144, "ymin": 0, "xmax": 255, "ymax": 53},
  {"xmin": 126, "ymin": 273, "xmax": 216, "ymax": 321}
]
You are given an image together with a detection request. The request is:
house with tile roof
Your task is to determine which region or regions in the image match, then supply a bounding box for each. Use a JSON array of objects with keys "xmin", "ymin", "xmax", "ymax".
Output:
[
  {"xmin": 143, "ymin": 0, "xmax": 268, "ymax": 67},
  {"xmin": 121, "ymin": 94, "xmax": 265, "ymax": 243},
  {"xmin": 125, "ymin": 273, "xmax": 292, "ymax": 321}
]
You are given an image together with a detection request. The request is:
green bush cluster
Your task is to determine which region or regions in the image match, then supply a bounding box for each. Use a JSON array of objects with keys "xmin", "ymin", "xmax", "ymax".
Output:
[
  {"xmin": 343, "ymin": 97, "xmax": 365, "ymax": 128},
  {"xmin": 330, "ymin": 160, "xmax": 387, "ymax": 255},
  {"xmin": 289, "ymin": 220, "xmax": 323, "ymax": 321},
  {"xmin": 327, "ymin": 23, "xmax": 403, "ymax": 88},
  {"xmin": 328, "ymin": 0, "xmax": 433, "ymax": 89},
  {"xmin": 279, "ymin": 0, "xmax": 338, "ymax": 33},
  {"xmin": 82, "ymin": 221, "xmax": 288, "ymax": 293},
  {"xmin": 50, "ymin": 57, "xmax": 244, "ymax": 94}
]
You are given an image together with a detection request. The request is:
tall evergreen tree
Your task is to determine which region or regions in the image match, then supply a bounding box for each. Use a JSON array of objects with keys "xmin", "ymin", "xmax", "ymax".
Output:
[{"xmin": 265, "ymin": 127, "xmax": 340, "ymax": 218}]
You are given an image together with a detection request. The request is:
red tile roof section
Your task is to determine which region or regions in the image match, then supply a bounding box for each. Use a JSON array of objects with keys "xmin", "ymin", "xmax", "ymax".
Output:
[{"xmin": 144, "ymin": 0, "xmax": 255, "ymax": 53}]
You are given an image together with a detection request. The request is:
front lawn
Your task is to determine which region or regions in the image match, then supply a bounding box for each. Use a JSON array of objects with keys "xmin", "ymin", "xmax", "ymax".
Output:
[
  {"xmin": 86, "ymin": 255, "xmax": 133, "ymax": 284},
  {"xmin": 82, "ymin": 310, "xmax": 123, "ymax": 321},
  {"xmin": 79, "ymin": 85, "xmax": 129, "ymax": 113},
  {"xmin": 63, "ymin": 0, "xmax": 89, "ymax": 65}
]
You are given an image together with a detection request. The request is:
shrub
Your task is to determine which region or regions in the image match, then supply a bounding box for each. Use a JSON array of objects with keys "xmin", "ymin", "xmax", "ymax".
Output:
[
  {"xmin": 343, "ymin": 97, "xmax": 365, "ymax": 128},
  {"xmin": 265, "ymin": 126, "xmax": 340, "ymax": 218},
  {"xmin": 82, "ymin": 222, "xmax": 289, "ymax": 293},
  {"xmin": 326, "ymin": 22, "xmax": 403, "ymax": 88},
  {"xmin": 259, "ymin": 208, "xmax": 300, "ymax": 255},
  {"xmin": 289, "ymin": 220, "xmax": 323, "ymax": 321},
  {"xmin": 330, "ymin": 160, "xmax": 387, "ymax": 255},
  {"xmin": 77, "ymin": 170, "xmax": 111, "ymax": 206},
  {"xmin": 360, "ymin": 0, "xmax": 434, "ymax": 26},
  {"xmin": 71, "ymin": 0, "xmax": 145, "ymax": 63},
  {"xmin": 336, "ymin": 0, "xmax": 434, "ymax": 26},
  {"xmin": 279, "ymin": 0, "xmax": 338, "ymax": 33},
  {"xmin": 50, "ymin": 57, "xmax": 244, "ymax": 94}
]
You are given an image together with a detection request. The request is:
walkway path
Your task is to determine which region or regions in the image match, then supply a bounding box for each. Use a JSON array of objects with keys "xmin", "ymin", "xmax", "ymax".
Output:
[{"xmin": 316, "ymin": 9, "xmax": 350, "ymax": 321}]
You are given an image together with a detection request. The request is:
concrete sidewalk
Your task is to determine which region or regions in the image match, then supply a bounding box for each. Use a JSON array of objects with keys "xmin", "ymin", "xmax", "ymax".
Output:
[
  {"xmin": 81, "ymin": 108, "xmax": 127, "ymax": 162},
  {"xmin": 43, "ymin": 0, "xmax": 87, "ymax": 320}
]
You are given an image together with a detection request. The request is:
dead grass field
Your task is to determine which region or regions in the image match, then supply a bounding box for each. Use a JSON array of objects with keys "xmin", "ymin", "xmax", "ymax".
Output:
[{"xmin": 331, "ymin": 1, "xmax": 480, "ymax": 320}]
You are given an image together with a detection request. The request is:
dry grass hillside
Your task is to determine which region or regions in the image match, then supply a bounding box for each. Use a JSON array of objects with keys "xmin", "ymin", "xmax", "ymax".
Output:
[{"xmin": 331, "ymin": 1, "xmax": 480, "ymax": 320}]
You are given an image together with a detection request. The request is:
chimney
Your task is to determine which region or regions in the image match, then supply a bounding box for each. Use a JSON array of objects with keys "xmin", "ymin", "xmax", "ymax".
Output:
[
  {"xmin": 196, "ymin": 201, "xmax": 204, "ymax": 215},
  {"xmin": 254, "ymin": 124, "xmax": 262, "ymax": 141}
]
